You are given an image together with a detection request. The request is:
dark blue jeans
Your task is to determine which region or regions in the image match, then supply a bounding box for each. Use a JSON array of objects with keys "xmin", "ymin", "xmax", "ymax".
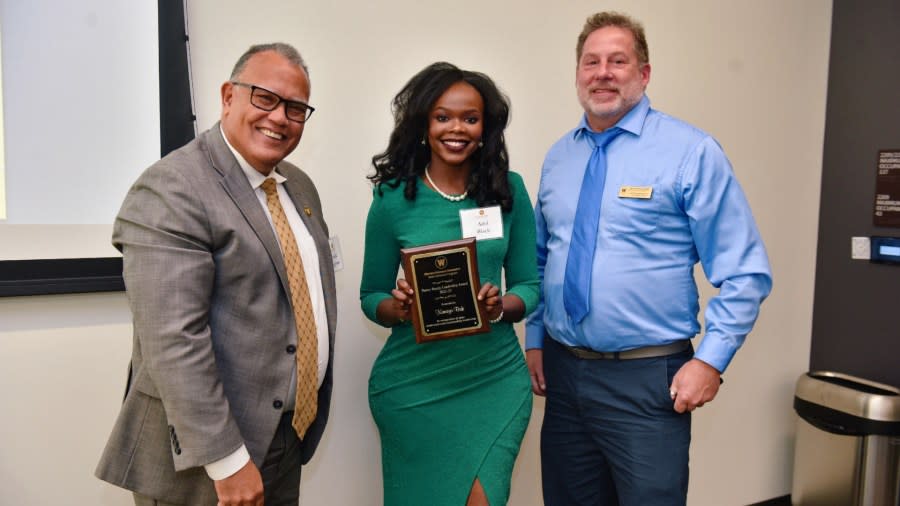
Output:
[{"xmin": 541, "ymin": 337, "xmax": 692, "ymax": 506}]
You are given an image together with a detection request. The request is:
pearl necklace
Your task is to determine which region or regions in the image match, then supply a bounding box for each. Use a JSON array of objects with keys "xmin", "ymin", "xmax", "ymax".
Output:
[{"xmin": 424, "ymin": 167, "xmax": 468, "ymax": 202}]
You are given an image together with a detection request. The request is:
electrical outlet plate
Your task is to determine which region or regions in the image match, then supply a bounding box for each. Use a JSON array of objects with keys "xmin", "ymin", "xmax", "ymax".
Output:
[{"xmin": 851, "ymin": 237, "xmax": 871, "ymax": 260}]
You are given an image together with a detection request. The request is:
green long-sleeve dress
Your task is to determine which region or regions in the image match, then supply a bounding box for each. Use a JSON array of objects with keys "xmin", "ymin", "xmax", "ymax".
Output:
[{"xmin": 360, "ymin": 171, "xmax": 539, "ymax": 506}]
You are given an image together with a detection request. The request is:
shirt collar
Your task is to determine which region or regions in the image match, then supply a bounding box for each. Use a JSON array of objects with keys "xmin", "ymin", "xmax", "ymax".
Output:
[
  {"xmin": 219, "ymin": 126, "xmax": 286, "ymax": 190},
  {"xmin": 573, "ymin": 94, "xmax": 651, "ymax": 140}
]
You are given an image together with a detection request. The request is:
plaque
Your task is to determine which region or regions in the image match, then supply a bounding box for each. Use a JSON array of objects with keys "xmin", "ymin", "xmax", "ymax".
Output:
[
  {"xmin": 401, "ymin": 238, "xmax": 489, "ymax": 343},
  {"xmin": 874, "ymin": 149, "xmax": 900, "ymax": 228}
]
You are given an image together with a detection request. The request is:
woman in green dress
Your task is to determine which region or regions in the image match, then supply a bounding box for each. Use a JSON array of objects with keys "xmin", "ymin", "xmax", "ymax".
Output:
[{"xmin": 360, "ymin": 62, "xmax": 540, "ymax": 506}]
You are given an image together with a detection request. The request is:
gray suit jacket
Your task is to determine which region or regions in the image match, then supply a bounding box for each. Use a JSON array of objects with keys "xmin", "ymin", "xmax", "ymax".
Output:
[{"xmin": 96, "ymin": 125, "xmax": 337, "ymax": 504}]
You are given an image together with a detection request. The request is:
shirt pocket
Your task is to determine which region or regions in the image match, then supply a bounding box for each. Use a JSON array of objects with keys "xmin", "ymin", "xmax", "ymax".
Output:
[{"xmin": 604, "ymin": 182, "xmax": 662, "ymax": 235}]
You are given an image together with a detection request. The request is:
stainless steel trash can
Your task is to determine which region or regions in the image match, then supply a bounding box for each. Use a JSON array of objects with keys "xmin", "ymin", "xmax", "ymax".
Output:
[{"xmin": 792, "ymin": 371, "xmax": 900, "ymax": 506}]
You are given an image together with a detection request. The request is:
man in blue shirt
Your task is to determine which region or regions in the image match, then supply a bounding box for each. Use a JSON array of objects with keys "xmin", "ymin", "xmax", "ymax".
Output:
[{"xmin": 525, "ymin": 11, "xmax": 772, "ymax": 505}]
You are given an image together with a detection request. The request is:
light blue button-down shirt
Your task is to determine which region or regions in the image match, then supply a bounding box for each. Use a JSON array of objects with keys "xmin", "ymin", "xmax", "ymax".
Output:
[{"xmin": 525, "ymin": 95, "xmax": 772, "ymax": 372}]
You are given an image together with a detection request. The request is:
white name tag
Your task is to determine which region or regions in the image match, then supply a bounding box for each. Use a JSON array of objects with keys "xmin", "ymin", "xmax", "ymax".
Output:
[
  {"xmin": 459, "ymin": 206, "xmax": 503, "ymax": 241},
  {"xmin": 329, "ymin": 235, "xmax": 344, "ymax": 271}
]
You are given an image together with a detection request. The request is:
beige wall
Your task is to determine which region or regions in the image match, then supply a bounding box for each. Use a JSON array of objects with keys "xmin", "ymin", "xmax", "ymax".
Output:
[{"xmin": 0, "ymin": 1, "xmax": 832, "ymax": 504}]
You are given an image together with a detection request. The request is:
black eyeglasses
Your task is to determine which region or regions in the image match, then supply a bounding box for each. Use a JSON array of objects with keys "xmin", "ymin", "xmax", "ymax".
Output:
[{"xmin": 230, "ymin": 82, "xmax": 315, "ymax": 123}]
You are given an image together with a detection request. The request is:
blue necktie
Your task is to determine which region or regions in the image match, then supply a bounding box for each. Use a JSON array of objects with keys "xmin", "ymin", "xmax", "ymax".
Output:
[{"xmin": 563, "ymin": 128, "xmax": 622, "ymax": 324}]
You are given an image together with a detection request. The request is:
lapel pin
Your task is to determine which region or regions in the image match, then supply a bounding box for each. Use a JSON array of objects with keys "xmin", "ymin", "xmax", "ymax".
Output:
[{"xmin": 304, "ymin": 207, "xmax": 312, "ymax": 216}]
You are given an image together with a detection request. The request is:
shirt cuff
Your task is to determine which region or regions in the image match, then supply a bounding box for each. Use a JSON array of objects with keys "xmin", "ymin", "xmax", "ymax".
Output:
[
  {"xmin": 204, "ymin": 445, "xmax": 250, "ymax": 481},
  {"xmin": 694, "ymin": 337, "xmax": 736, "ymax": 373},
  {"xmin": 524, "ymin": 319, "xmax": 546, "ymax": 350}
]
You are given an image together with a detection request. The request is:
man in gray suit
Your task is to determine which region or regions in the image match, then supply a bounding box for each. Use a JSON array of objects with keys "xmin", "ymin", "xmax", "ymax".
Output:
[{"xmin": 96, "ymin": 43, "xmax": 336, "ymax": 505}]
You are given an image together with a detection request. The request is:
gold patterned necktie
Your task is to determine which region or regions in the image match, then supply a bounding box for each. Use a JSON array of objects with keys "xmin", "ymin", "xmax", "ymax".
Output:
[{"xmin": 260, "ymin": 177, "xmax": 318, "ymax": 438}]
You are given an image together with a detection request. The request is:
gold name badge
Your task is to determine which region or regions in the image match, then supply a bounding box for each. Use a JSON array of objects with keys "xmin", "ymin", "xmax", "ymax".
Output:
[{"xmin": 618, "ymin": 186, "xmax": 653, "ymax": 199}]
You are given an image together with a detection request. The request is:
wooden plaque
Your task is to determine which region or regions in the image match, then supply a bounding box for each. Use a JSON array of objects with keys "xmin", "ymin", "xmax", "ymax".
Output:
[{"xmin": 400, "ymin": 238, "xmax": 489, "ymax": 343}]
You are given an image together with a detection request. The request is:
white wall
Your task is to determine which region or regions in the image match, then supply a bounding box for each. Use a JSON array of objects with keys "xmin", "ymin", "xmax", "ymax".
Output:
[{"xmin": 0, "ymin": 1, "xmax": 832, "ymax": 504}]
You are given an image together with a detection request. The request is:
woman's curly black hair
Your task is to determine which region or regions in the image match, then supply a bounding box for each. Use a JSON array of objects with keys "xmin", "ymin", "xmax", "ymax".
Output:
[{"xmin": 368, "ymin": 62, "xmax": 513, "ymax": 211}]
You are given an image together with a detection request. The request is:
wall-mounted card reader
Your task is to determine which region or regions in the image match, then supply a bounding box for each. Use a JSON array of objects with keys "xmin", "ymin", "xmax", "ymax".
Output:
[{"xmin": 870, "ymin": 236, "xmax": 900, "ymax": 264}]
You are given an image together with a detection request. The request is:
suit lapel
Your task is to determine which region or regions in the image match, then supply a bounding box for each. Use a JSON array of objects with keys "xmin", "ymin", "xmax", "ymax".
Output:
[
  {"xmin": 280, "ymin": 169, "xmax": 338, "ymax": 336},
  {"xmin": 281, "ymin": 175, "xmax": 323, "ymax": 243},
  {"xmin": 281, "ymin": 173, "xmax": 332, "ymax": 272},
  {"xmin": 201, "ymin": 125, "xmax": 292, "ymax": 297}
]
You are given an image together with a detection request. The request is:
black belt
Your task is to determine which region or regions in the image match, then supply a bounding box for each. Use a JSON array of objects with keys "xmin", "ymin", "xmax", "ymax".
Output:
[{"xmin": 562, "ymin": 339, "xmax": 691, "ymax": 360}]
